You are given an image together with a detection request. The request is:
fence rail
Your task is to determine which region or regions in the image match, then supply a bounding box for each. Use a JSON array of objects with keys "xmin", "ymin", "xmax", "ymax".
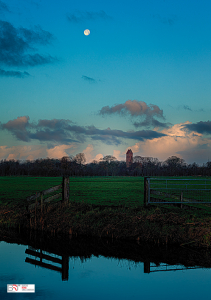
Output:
[
  {"xmin": 27, "ymin": 176, "xmax": 69, "ymax": 212},
  {"xmin": 144, "ymin": 177, "xmax": 211, "ymax": 208}
]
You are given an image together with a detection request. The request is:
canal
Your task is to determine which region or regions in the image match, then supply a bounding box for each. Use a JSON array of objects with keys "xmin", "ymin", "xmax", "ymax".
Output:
[{"xmin": 0, "ymin": 229, "xmax": 211, "ymax": 299}]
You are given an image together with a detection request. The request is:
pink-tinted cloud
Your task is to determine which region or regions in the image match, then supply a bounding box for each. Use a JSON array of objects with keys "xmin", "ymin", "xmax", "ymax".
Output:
[
  {"xmin": 98, "ymin": 100, "xmax": 169, "ymax": 129},
  {"xmin": 46, "ymin": 144, "xmax": 76, "ymax": 159},
  {"xmin": 0, "ymin": 145, "xmax": 45, "ymax": 161},
  {"xmin": 0, "ymin": 144, "xmax": 77, "ymax": 161},
  {"xmin": 113, "ymin": 150, "xmax": 122, "ymax": 161},
  {"xmin": 99, "ymin": 100, "xmax": 164, "ymax": 117},
  {"xmin": 1, "ymin": 116, "xmax": 30, "ymax": 142},
  {"xmin": 82, "ymin": 144, "xmax": 94, "ymax": 163},
  {"xmin": 93, "ymin": 153, "xmax": 104, "ymax": 162},
  {"xmin": 126, "ymin": 121, "xmax": 211, "ymax": 164},
  {"xmin": 2, "ymin": 116, "xmax": 29, "ymax": 130}
]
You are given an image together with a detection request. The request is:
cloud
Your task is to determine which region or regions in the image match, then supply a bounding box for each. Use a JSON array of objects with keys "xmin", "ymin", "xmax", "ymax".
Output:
[
  {"xmin": 2, "ymin": 116, "xmax": 30, "ymax": 131},
  {"xmin": 67, "ymin": 124, "xmax": 166, "ymax": 144},
  {"xmin": 82, "ymin": 144, "xmax": 94, "ymax": 163},
  {"xmin": 0, "ymin": 1, "xmax": 9, "ymax": 13},
  {"xmin": 82, "ymin": 75, "xmax": 96, "ymax": 83},
  {"xmin": 182, "ymin": 121, "xmax": 211, "ymax": 134},
  {"xmin": 0, "ymin": 68, "xmax": 30, "ymax": 78},
  {"xmin": 91, "ymin": 134, "xmax": 121, "ymax": 145},
  {"xmin": 1, "ymin": 116, "xmax": 167, "ymax": 146},
  {"xmin": 1, "ymin": 117, "xmax": 77, "ymax": 144},
  {"xmin": 153, "ymin": 14, "xmax": 178, "ymax": 26},
  {"xmin": 170, "ymin": 104, "xmax": 205, "ymax": 113},
  {"xmin": 133, "ymin": 118, "xmax": 170, "ymax": 129},
  {"xmin": 99, "ymin": 100, "xmax": 164, "ymax": 117},
  {"xmin": 29, "ymin": 129, "xmax": 78, "ymax": 144},
  {"xmin": 183, "ymin": 105, "xmax": 192, "ymax": 111},
  {"xmin": 0, "ymin": 20, "xmax": 57, "ymax": 68},
  {"xmin": 127, "ymin": 121, "xmax": 211, "ymax": 164},
  {"xmin": 99, "ymin": 100, "xmax": 169, "ymax": 129},
  {"xmin": 0, "ymin": 143, "xmax": 114, "ymax": 163},
  {"xmin": 0, "ymin": 145, "xmax": 46, "ymax": 161},
  {"xmin": 67, "ymin": 10, "xmax": 112, "ymax": 23},
  {"xmin": 93, "ymin": 153, "xmax": 103, "ymax": 162},
  {"xmin": 2, "ymin": 119, "xmax": 211, "ymax": 165},
  {"xmin": 113, "ymin": 150, "xmax": 121, "ymax": 161},
  {"xmin": 1, "ymin": 116, "xmax": 31, "ymax": 141},
  {"xmin": 0, "ymin": 144, "xmax": 76, "ymax": 161},
  {"xmin": 37, "ymin": 118, "xmax": 73, "ymax": 129},
  {"xmin": 46, "ymin": 144, "xmax": 76, "ymax": 159}
]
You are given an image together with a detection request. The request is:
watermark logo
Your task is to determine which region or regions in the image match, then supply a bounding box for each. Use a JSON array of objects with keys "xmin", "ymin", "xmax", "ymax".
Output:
[{"xmin": 7, "ymin": 284, "xmax": 35, "ymax": 293}]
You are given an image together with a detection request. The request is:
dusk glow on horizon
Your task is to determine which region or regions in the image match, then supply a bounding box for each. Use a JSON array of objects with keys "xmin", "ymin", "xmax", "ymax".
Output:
[{"xmin": 1, "ymin": 0, "xmax": 211, "ymax": 165}]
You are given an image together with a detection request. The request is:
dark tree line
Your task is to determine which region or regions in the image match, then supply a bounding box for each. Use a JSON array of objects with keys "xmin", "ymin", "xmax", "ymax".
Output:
[{"xmin": 0, "ymin": 154, "xmax": 211, "ymax": 177}]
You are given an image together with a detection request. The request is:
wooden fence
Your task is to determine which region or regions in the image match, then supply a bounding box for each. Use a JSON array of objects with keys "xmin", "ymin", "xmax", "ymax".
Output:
[{"xmin": 27, "ymin": 176, "xmax": 69, "ymax": 212}]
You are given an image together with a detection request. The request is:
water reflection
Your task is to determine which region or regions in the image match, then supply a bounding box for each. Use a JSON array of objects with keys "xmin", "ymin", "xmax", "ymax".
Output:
[
  {"xmin": 24, "ymin": 242, "xmax": 204, "ymax": 279},
  {"xmin": 2, "ymin": 228, "xmax": 211, "ymax": 278},
  {"xmin": 1, "ymin": 229, "xmax": 211, "ymax": 299}
]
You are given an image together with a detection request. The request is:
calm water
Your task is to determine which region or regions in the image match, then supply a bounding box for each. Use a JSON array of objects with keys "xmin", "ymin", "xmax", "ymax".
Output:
[{"xmin": 0, "ymin": 231, "xmax": 211, "ymax": 300}]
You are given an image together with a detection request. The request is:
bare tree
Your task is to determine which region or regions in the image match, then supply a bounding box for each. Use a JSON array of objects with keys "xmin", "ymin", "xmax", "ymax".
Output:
[
  {"xmin": 100, "ymin": 155, "xmax": 117, "ymax": 163},
  {"xmin": 164, "ymin": 156, "xmax": 186, "ymax": 175},
  {"xmin": 74, "ymin": 153, "xmax": 86, "ymax": 165}
]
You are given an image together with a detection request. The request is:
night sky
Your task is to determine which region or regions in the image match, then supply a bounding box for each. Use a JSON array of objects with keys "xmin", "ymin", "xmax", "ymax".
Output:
[{"xmin": 1, "ymin": 0, "xmax": 211, "ymax": 164}]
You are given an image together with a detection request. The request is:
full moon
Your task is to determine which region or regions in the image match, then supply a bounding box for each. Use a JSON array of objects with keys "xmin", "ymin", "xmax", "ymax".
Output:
[{"xmin": 84, "ymin": 29, "xmax": 90, "ymax": 36}]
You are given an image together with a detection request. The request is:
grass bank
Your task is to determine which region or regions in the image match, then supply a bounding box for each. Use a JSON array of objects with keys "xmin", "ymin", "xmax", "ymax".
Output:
[
  {"xmin": 1, "ymin": 176, "xmax": 211, "ymax": 248},
  {"xmin": 0, "ymin": 176, "xmax": 144, "ymax": 207}
]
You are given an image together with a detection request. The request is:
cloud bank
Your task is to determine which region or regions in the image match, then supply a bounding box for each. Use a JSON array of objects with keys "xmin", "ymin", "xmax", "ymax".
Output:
[
  {"xmin": 0, "ymin": 144, "xmax": 76, "ymax": 161},
  {"xmin": 0, "ymin": 116, "xmax": 167, "ymax": 146},
  {"xmin": 1, "ymin": 120, "xmax": 211, "ymax": 164}
]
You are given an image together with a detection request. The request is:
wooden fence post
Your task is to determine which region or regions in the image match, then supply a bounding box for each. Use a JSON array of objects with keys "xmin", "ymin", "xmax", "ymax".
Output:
[
  {"xmin": 180, "ymin": 191, "xmax": 183, "ymax": 209},
  {"xmin": 62, "ymin": 176, "xmax": 69, "ymax": 204},
  {"xmin": 41, "ymin": 192, "xmax": 43, "ymax": 213},
  {"xmin": 35, "ymin": 193, "xmax": 37, "ymax": 229},
  {"xmin": 144, "ymin": 177, "xmax": 149, "ymax": 207}
]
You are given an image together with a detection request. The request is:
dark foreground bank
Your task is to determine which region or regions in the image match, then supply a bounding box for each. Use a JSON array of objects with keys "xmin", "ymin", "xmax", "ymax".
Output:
[{"xmin": 1, "ymin": 202, "xmax": 211, "ymax": 248}]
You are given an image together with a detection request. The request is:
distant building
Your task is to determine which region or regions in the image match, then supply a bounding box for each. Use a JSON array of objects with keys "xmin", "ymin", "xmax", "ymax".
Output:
[{"xmin": 126, "ymin": 149, "xmax": 133, "ymax": 168}]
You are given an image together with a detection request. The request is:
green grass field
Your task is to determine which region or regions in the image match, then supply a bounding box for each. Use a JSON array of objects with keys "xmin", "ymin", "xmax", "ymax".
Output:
[
  {"xmin": 0, "ymin": 176, "xmax": 62, "ymax": 206},
  {"xmin": 68, "ymin": 177, "xmax": 144, "ymax": 206},
  {"xmin": 0, "ymin": 176, "xmax": 145, "ymax": 207},
  {"xmin": 1, "ymin": 175, "xmax": 211, "ymax": 210}
]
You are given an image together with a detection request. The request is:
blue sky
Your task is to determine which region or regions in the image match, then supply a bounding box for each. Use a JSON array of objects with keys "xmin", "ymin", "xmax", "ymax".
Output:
[{"xmin": 1, "ymin": 0, "xmax": 211, "ymax": 165}]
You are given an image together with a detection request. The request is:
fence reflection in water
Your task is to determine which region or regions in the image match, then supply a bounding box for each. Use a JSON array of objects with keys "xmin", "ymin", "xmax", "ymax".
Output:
[
  {"xmin": 25, "ymin": 244, "xmax": 204, "ymax": 279},
  {"xmin": 25, "ymin": 247, "xmax": 69, "ymax": 281}
]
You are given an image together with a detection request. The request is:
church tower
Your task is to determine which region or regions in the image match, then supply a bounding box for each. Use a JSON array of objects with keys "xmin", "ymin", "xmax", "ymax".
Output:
[{"xmin": 126, "ymin": 149, "xmax": 133, "ymax": 168}]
